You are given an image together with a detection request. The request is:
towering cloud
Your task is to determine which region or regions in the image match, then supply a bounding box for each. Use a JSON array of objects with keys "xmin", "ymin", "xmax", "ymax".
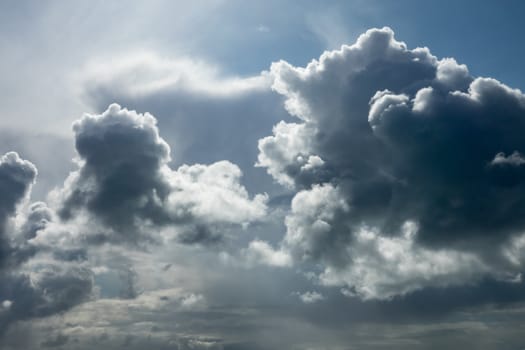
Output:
[
  {"xmin": 257, "ymin": 27, "xmax": 525, "ymax": 299},
  {"xmin": 0, "ymin": 152, "xmax": 93, "ymax": 333},
  {"xmin": 0, "ymin": 152, "xmax": 37, "ymax": 268},
  {"xmin": 58, "ymin": 103, "xmax": 173, "ymax": 230},
  {"xmin": 0, "ymin": 152, "xmax": 36, "ymax": 229},
  {"xmin": 57, "ymin": 104, "xmax": 267, "ymax": 243}
]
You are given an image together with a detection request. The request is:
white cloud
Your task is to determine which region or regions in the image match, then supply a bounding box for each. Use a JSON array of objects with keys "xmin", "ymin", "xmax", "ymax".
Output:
[
  {"xmin": 81, "ymin": 53, "xmax": 271, "ymax": 100},
  {"xmin": 243, "ymin": 240, "xmax": 292, "ymax": 267},
  {"xmin": 294, "ymin": 291, "xmax": 324, "ymax": 304}
]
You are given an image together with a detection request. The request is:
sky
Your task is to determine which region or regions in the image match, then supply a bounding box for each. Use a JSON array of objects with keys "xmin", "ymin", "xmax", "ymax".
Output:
[{"xmin": 1, "ymin": 1, "xmax": 525, "ymax": 349}]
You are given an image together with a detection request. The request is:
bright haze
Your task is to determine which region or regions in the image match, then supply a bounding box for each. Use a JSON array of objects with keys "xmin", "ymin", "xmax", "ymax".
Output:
[{"xmin": 1, "ymin": 1, "xmax": 525, "ymax": 349}]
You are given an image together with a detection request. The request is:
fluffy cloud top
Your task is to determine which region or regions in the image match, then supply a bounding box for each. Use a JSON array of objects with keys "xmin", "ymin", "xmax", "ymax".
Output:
[
  {"xmin": 58, "ymin": 104, "xmax": 172, "ymax": 230},
  {"xmin": 57, "ymin": 104, "xmax": 267, "ymax": 243},
  {"xmin": 0, "ymin": 152, "xmax": 37, "ymax": 230},
  {"xmin": 0, "ymin": 152, "xmax": 37, "ymax": 268},
  {"xmin": 256, "ymin": 27, "xmax": 525, "ymax": 299}
]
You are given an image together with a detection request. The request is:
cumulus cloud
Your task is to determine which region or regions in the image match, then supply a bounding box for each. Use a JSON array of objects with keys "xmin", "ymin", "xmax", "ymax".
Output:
[
  {"xmin": 56, "ymin": 103, "xmax": 172, "ymax": 231},
  {"xmin": 0, "ymin": 152, "xmax": 37, "ymax": 231},
  {"xmin": 20, "ymin": 202, "xmax": 53, "ymax": 240},
  {"xmin": 56, "ymin": 104, "xmax": 267, "ymax": 244},
  {"xmin": 243, "ymin": 240, "xmax": 292, "ymax": 267},
  {"xmin": 0, "ymin": 152, "xmax": 38, "ymax": 269},
  {"xmin": 5, "ymin": 23, "xmax": 525, "ymax": 347},
  {"xmin": 257, "ymin": 27, "xmax": 525, "ymax": 299},
  {"xmin": 40, "ymin": 333, "xmax": 69, "ymax": 348},
  {"xmin": 319, "ymin": 223, "xmax": 488, "ymax": 300},
  {"xmin": 0, "ymin": 93, "xmax": 270, "ymax": 335},
  {"xmin": 0, "ymin": 152, "xmax": 94, "ymax": 333}
]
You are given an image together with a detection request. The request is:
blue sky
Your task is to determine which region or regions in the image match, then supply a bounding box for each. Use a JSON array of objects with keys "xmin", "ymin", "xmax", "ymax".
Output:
[
  {"xmin": 209, "ymin": 0, "xmax": 525, "ymax": 89},
  {"xmin": 1, "ymin": 1, "xmax": 525, "ymax": 349}
]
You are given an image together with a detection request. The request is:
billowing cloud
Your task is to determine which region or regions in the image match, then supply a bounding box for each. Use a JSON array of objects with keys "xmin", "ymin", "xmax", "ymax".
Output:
[
  {"xmin": 243, "ymin": 240, "xmax": 292, "ymax": 267},
  {"xmin": 0, "ymin": 152, "xmax": 36, "ymax": 230},
  {"xmin": 256, "ymin": 27, "xmax": 525, "ymax": 299},
  {"xmin": 20, "ymin": 202, "xmax": 53, "ymax": 240},
  {"xmin": 0, "ymin": 152, "xmax": 94, "ymax": 334},
  {"xmin": 0, "ymin": 75, "xmax": 271, "ymax": 337},
  {"xmin": 58, "ymin": 103, "xmax": 172, "ymax": 230},
  {"xmin": 4, "ymin": 1, "xmax": 525, "ymax": 348},
  {"xmin": 0, "ymin": 152, "xmax": 37, "ymax": 268},
  {"xmin": 56, "ymin": 104, "xmax": 267, "ymax": 243}
]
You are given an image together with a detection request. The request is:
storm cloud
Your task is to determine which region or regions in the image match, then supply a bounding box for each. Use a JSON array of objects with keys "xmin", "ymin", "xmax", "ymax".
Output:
[{"xmin": 256, "ymin": 27, "xmax": 525, "ymax": 299}]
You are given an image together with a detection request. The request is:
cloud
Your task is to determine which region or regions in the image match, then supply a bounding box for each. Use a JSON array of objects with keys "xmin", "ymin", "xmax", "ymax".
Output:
[
  {"xmin": 4, "ymin": 23, "xmax": 525, "ymax": 349},
  {"xmin": 81, "ymin": 53, "xmax": 270, "ymax": 100},
  {"xmin": 0, "ymin": 130, "xmax": 75, "ymax": 202},
  {"xmin": 243, "ymin": 240, "xmax": 292, "ymax": 267},
  {"xmin": 0, "ymin": 152, "xmax": 95, "ymax": 334},
  {"xmin": 80, "ymin": 52, "xmax": 289, "ymax": 200},
  {"xmin": 0, "ymin": 103, "xmax": 275, "ymax": 337},
  {"xmin": 0, "ymin": 152, "xmax": 37, "ymax": 231},
  {"xmin": 40, "ymin": 333, "xmax": 69, "ymax": 348},
  {"xmin": 294, "ymin": 291, "xmax": 324, "ymax": 304},
  {"xmin": 56, "ymin": 103, "xmax": 172, "ymax": 231},
  {"xmin": 56, "ymin": 104, "xmax": 267, "ymax": 244},
  {"xmin": 179, "ymin": 293, "xmax": 205, "ymax": 309},
  {"xmin": 0, "ymin": 262, "xmax": 94, "ymax": 334},
  {"xmin": 20, "ymin": 202, "xmax": 53, "ymax": 240},
  {"xmin": 257, "ymin": 27, "xmax": 525, "ymax": 299},
  {"xmin": 0, "ymin": 152, "xmax": 38, "ymax": 269},
  {"xmin": 319, "ymin": 222, "xmax": 488, "ymax": 300}
]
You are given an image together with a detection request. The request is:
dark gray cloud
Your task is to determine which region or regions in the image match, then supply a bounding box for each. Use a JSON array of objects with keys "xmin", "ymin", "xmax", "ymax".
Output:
[
  {"xmin": 0, "ymin": 152, "xmax": 37, "ymax": 229},
  {"xmin": 368, "ymin": 77, "xmax": 525, "ymax": 248},
  {"xmin": 0, "ymin": 152, "xmax": 94, "ymax": 336},
  {"xmin": 40, "ymin": 333, "xmax": 69, "ymax": 348},
  {"xmin": 0, "ymin": 264, "xmax": 94, "ymax": 334},
  {"xmin": 58, "ymin": 103, "xmax": 173, "ymax": 231},
  {"xmin": 0, "ymin": 98, "xmax": 269, "ymax": 338},
  {"xmin": 0, "ymin": 152, "xmax": 37, "ymax": 268},
  {"xmin": 256, "ymin": 27, "xmax": 525, "ymax": 299},
  {"xmin": 57, "ymin": 104, "xmax": 267, "ymax": 244}
]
